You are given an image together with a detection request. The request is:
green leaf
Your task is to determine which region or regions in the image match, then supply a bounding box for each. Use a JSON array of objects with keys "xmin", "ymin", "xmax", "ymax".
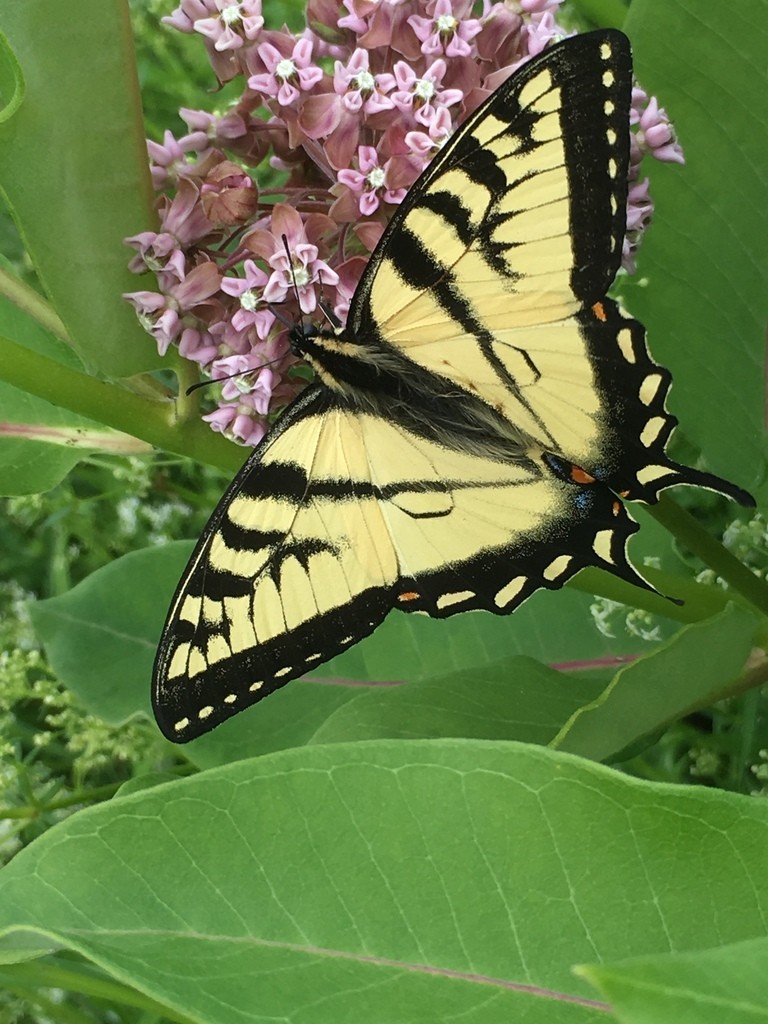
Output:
[
  {"xmin": 0, "ymin": 409, "xmax": 144, "ymax": 496},
  {"xmin": 553, "ymin": 605, "xmax": 758, "ymax": 761},
  {"xmin": 307, "ymin": 658, "xmax": 604, "ymax": 745},
  {"xmin": 30, "ymin": 542, "xmax": 673, "ymax": 759},
  {"xmin": 0, "ymin": 742, "xmax": 767, "ymax": 1023},
  {"xmin": 0, "ymin": 258, "xmax": 151, "ymax": 494},
  {"xmin": 0, "ymin": 0, "xmax": 159, "ymax": 377},
  {"xmin": 0, "ymin": 28, "xmax": 24, "ymax": 124},
  {"xmin": 28, "ymin": 544, "xmax": 191, "ymax": 726},
  {"xmin": 579, "ymin": 936, "xmax": 768, "ymax": 1023},
  {"xmin": 621, "ymin": 1, "xmax": 768, "ymax": 494}
]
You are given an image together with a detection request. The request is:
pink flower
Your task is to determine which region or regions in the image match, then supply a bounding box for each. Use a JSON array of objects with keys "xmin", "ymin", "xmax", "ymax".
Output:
[
  {"xmin": 178, "ymin": 326, "xmax": 219, "ymax": 366},
  {"xmin": 244, "ymin": 205, "xmax": 338, "ymax": 313},
  {"xmin": 385, "ymin": 59, "xmax": 463, "ymax": 127},
  {"xmin": 337, "ymin": 0, "xmax": 369, "ymax": 35},
  {"xmin": 332, "ymin": 257, "xmax": 368, "ymax": 322},
  {"xmin": 338, "ymin": 146, "xmax": 409, "ymax": 216},
  {"xmin": 626, "ymin": 177, "xmax": 653, "ymax": 233},
  {"xmin": 203, "ymin": 393, "xmax": 269, "ymax": 445},
  {"xmin": 156, "ymin": 181, "xmax": 214, "ymax": 247},
  {"xmin": 211, "ymin": 358, "xmax": 280, "ymax": 403},
  {"xmin": 180, "ymin": 107, "xmax": 249, "ymax": 144},
  {"xmin": 123, "ymin": 291, "xmax": 182, "ymax": 356},
  {"xmin": 125, "ymin": 231, "xmax": 181, "ymax": 274},
  {"xmin": 162, "ymin": 0, "xmax": 212, "ymax": 33},
  {"xmin": 622, "ymin": 178, "xmax": 654, "ymax": 273},
  {"xmin": 248, "ymin": 38, "xmax": 324, "ymax": 106},
  {"xmin": 510, "ymin": 10, "xmax": 563, "ymax": 68},
  {"xmin": 162, "ymin": 259, "xmax": 222, "ymax": 309},
  {"xmin": 147, "ymin": 129, "xmax": 212, "ymax": 188},
  {"xmin": 405, "ymin": 104, "xmax": 453, "ymax": 157},
  {"xmin": 207, "ymin": 318, "xmax": 254, "ymax": 360},
  {"xmin": 633, "ymin": 95, "xmax": 685, "ymax": 165},
  {"xmin": 193, "ymin": 0, "xmax": 264, "ymax": 51},
  {"xmin": 124, "ymin": 262, "xmax": 222, "ymax": 356},
  {"xmin": 220, "ymin": 260, "xmax": 276, "ymax": 335},
  {"xmin": 334, "ymin": 49, "xmax": 396, "ymax": 116},
  {"xmin": 408, "ymin": 0, "xmax": 482, "ymax": 58}
]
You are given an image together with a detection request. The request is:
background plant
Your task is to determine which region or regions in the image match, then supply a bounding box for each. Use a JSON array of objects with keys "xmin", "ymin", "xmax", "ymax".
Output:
[{"xmin": 0, "ymin": 0, "xmax": 767, "ymax": 1021}]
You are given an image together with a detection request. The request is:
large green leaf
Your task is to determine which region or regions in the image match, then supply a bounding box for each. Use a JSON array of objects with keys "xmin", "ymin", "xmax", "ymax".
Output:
[
  {"xmin": 0, "ymin": 742, "xmax": 767, "ymax": 1022},
  {"xmin": 621, "ymin": 0, "xmax": 767, "ymax": 494},
  {"xmin": 0, "ymin": 0, "xmax": 158, "ymax": 377},
  {"xmin": 28, "ymin": 545, "xmax": 190, "ymax": 727}
]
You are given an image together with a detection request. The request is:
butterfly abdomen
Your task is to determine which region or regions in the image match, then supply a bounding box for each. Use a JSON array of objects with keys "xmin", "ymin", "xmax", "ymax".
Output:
[{"xmin": 298, "ymin": 324, "xmax": 541, "ymax": 464}]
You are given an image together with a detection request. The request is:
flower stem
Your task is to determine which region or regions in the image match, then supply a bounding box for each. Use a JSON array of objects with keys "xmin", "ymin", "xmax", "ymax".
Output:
[
  {"xmin": 0, "ymin": 782, "xmax": 123, "ymax": 820},
  {"xmin": 647, "ymin": 495, "xmax": 768, "ymax": 617},
  {"xmin": 0, "ymin": 960, "xmax": 195, "ymax": 1024},
  {"xmin": 0, "ymin": 333, "xmax": 245, "ymax": 474},
  {"xmin": 0, "ymin": 264, "xmax": 70, "ymax": 343}
]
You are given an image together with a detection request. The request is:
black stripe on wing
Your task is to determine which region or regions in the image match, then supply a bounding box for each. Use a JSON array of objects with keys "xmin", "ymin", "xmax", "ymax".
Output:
[
  {"xmin": 348, "ymin": 30, "xmax": 632, "ymax": 332},
  {"xmin": 580, "ymin": 300, "xmax": 755, "ymax": 506},
  {"xmin": 154, "ymin": 584, "xmax": 395, "ymax": 742}
]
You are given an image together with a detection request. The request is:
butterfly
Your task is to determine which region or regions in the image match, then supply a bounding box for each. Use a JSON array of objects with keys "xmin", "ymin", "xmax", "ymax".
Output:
[{"xmin": 153, "ymin": 29, "xmax": 753, "ymax": 742}]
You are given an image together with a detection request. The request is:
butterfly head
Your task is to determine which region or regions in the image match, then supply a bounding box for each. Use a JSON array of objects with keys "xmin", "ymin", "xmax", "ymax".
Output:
[{"xmin": 289, "ymin": 319, "xmax": 318, "ymax": 358}]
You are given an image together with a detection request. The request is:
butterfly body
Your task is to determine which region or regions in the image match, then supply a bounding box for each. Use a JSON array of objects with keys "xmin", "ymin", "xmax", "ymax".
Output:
[{"xmin": 153, "ymin": 30, "xmax": 753, "ymax": 741}]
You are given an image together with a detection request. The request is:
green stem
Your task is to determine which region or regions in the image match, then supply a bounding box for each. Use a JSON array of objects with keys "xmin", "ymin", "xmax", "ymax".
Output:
[
  {"xmin": 174, "ymin": 357, "xmax": 204, "ymax": 424},
  {"xmin": 569, "ymin": 563, "xmax": 738, "ymax": 622},
  {"xmin": 0, "ymin": 960, "xmax": 195, "ymax": 1024},
  {"xmin": 0, "ymin": 264, "xmax": 70, "ymax": 343},
  {"xmin": 0, "ymin": 334, "xmax": 245, "ymax": 475},
  {"xmin": 0, "ymin": 983, "xmax": 94, "ymax": 1024},
  {"xmin": 647, "ymin": 495, "xmax": 768, "ymax": 618},
  {"xmin": 0, "ymin": 782, "xmax": 123, "ymax": 820}
]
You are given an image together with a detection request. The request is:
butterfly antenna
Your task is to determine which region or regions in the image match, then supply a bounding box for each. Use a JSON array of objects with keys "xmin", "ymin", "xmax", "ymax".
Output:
[
  {"xmin": 185, "ymin": 357, "xmax": 283, "ymax": 396},
  {"xmin": 281, "ymin": 234, "xmax": 306, "ymax": 317},
  {"xmin": 280, "ymin": 233, "xmax": 341, "ymax": 332},
  {"xmin": 317, "ymin": 268, "xmax": 342, "ymax": 330}
]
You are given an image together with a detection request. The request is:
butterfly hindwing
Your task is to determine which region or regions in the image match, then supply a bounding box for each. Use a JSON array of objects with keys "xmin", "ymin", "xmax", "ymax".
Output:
[
  {"xmin": 154, "ymin": 384, "xmax": 649, "ymax": 741},
  {"xmin": 153, "ymin": 386, "xmax": 397, "ymax": 739}
]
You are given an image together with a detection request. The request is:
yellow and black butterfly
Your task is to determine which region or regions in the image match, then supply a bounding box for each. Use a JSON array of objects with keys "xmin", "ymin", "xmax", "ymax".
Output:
[{"xmin": 153, "ymin": 29, "xmax": 753, "ymax": 742}]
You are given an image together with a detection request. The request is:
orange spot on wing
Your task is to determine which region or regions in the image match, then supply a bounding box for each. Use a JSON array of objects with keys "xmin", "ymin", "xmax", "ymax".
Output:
[
  {"xmin": 398, "ymin": 592, "xmax": 420, "ymax": 603},
  {"xmin": 570, "ymin": 466, "xmax": 595, "ymax": 484},
  {"xmin": 592, "ymin": 301, "xmax": 607, "ymax": 322}
]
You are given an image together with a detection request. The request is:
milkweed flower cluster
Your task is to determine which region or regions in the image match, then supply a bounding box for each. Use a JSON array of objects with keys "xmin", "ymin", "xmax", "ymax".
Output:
[{"xmin": 125, "ymin": 0, "xmax": 684, "ymax": 446}]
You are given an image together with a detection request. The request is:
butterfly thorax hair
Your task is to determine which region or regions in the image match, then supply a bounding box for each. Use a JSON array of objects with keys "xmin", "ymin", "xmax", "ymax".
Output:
[{"xmin": 292, "ymin": 320, "xmax": 538, "ymax": 465}]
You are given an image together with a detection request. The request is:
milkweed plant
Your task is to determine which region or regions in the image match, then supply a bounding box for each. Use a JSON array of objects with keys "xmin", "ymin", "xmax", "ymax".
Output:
[
  {"xmin": 1, "ymin": 5, "xmax": 767, "ymax": 1021},
  {"xmin": 124, "ymin": 0, "xmax": 683, "ymax": 447}
]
